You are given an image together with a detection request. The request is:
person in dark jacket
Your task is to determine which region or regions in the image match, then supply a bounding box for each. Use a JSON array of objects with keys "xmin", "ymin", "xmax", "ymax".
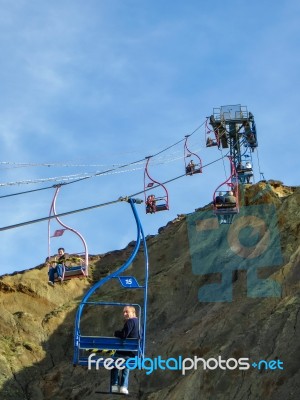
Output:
[
  {"xmin": 111, "ymin": 306, "xmax": 139, "ymax": 395},
  {"xmin": 215, "ymin": 191, "xmax": 225, "ymax": 206},
  {"xmin": 48, "ymin": 247, "xmax": 68, "ymax": 286},
  {"xmin": 186, "ymin": 160, "xmax": 195, "ymax": 175},
  {"xmin": 146, "ymin": 194, "xmax": 156, "ymax": 213}
]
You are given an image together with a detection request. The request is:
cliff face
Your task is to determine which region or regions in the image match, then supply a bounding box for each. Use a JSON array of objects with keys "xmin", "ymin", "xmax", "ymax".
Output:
[{"xmin": 0, "ymin": 181, "xmax": 299, "ymax": 400}]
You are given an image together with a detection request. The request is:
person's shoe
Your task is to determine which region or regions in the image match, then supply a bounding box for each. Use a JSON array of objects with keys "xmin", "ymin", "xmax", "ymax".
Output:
[
  {"xmin": 119, "ymin": 386, "xmax": 129, "ymax": 395},
  {"xmin": 48, "ymin": 281, "xmax": 54, "ymax": 286},
  {"xmin": 58, "ymin": 276, "xmax": 63, "ymax": 283},
  {"xmin": 111, "ymin": 385, "xmax": 119, "ymax": 393}
]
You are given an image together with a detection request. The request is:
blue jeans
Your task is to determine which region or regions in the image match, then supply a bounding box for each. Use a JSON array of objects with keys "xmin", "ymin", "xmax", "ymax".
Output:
[
  {"xmin": 48, "ymin": 264, "xmax": 63, "ymax": 283},
  {"xmin": 111, "ymin": 355, "xmax": 129, "ymax": 389}
]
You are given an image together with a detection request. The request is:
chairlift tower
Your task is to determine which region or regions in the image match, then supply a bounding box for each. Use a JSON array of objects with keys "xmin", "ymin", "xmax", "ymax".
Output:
[{"xmin": 209, "ymin": 104, "xmax": 258, "ymax": 184}]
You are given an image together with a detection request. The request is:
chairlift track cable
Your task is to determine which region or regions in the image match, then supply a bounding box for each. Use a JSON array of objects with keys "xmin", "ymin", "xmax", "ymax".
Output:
[{"xmin": 0, "ymin": 154, "xmax": 225, "ymax": 232}]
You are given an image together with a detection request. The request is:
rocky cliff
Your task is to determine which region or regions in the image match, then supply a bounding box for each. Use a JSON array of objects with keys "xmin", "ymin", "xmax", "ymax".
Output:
[{"xmin": 0, "ymin": 181, "xmax": 299, "ymax": 400}]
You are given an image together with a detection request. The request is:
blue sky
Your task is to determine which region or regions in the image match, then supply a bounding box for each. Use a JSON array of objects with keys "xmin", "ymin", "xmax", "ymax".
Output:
[{"xmin": 0, "ymin": 0, "xmax": 299, "ymax": 275}]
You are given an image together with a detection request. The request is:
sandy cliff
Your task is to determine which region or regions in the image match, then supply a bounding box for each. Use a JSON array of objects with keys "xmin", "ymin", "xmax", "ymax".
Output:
[{"xmin": 0, "ymin": 181, "xmax": 299, "ymax": 400}]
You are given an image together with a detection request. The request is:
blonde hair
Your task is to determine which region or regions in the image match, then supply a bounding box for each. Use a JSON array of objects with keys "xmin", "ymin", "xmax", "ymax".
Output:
[{"xmin": 124, "ymin": 306, "xmax": 136, "ymax": 316}]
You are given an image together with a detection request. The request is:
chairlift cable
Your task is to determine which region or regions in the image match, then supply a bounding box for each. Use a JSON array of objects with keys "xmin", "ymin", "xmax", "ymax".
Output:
[
  {"xmin": 0, "ymin": 198, "xmax": 122, "ymax": 232},
  {"xmin": 0, "ymin": 154, "xmax": 225, "ymax": 233},
  {"xmin": 0, "ymin": 120, "xmax": 206, "ymax": 189},
  {"xmin": 0, "ymin": 122, "xmax": 207, "ymax": 198}
]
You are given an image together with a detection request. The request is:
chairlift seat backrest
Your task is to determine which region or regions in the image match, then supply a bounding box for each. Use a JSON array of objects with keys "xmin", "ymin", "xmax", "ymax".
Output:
[
  {"xmin": 54, "ymin": 266, "xmax": 86, "ymax": 281},
  {"xmin": 79, "ymin": 336, "xmax": 140, "ymax": 353},
  {"xmin": 155, "ymin": 203, "xmax": 169, "ymax": 211},
  {"xmin": 76, "ymin": 336, "xmax": 141, "ymax": 367}
]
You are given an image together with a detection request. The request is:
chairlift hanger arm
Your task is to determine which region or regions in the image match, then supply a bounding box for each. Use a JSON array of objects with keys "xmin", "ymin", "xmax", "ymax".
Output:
[
  {"xmin": 144, "ymin": 157, "xmax": 169, "ymax": 209},
  {"xmin": 73, "ymin": 197, "xmax": 149, "ymax": 365},
  {"xmin": 74, "ymin": 197, "xmax": 147, "ymax": 315},
  {"xmin": 213, "ymin": 156, "xmax": 239, "ymax": 202},
  {"xmin": 48, "ymin": 186, "xmax": 89, "ymax": 270},
  {"xmin": 184, "ymin": 136, "xmax": 202, "ymax": 172}
]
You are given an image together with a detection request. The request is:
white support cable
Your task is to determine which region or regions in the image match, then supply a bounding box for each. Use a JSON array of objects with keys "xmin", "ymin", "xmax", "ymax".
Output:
[
  {"xmin": 0, "ymin": 149, "xmax": 192, "ymax": 188},
  {"xmin": 0, "ymin": 155, "xmax": 225, "ymax": 233},
  {"xmin": 0, "ymin": 120, "xmax": 206, "ymax": 170},
  {"xmin": 0, "ymin": 160, "xmax": 147, "ymax": 169},
  {"xmin": 0, "ymin": 118, "xmax": 208, "ymax": 191},
  {"xmin": 0, "ymin": 173, "xmax": 92, "ymax": 186},
  {"xmin": 0, "ymin": 156, "xmax": 184, "ymax": 187}
]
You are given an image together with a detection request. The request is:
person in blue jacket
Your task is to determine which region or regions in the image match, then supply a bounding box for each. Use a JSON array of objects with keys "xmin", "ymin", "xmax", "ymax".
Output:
[{"xmin": 111, "ymin": 306, "xmax": 139, "ymax": 395}]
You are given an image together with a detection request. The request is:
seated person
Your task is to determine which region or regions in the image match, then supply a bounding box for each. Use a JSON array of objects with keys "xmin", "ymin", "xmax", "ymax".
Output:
[
  {"xmin": 244, "ymin": 161, "xmax": 253, "ymax": 183},
  {"xmin": 237, "ymin": 162, "xmax": 245, "ymax": 171},
  {"xmin": 224, "ymin": 191, "xmax": 236, "ymax": 205},
  {"xmin": 206, "ymin": 137, "xmax": 217, "ymax": 147},
  {"xmin": 111, "ymin": 306, "xmax": 139, "ymax": 395},
  {"xmin": 215, "ymin": 192, "xmax": 225, "ymax": 206},
  {"xmin": 47, "ymin": 247, "xmax": 69, "ymax": 286},
  {"xmin": 186, "ymin": 160, "xmax": 195, "ymax": 175},
  {"xmin": 146, "ymin": 194, "xmax": 156, "ymax": 213},
  {"xmin": 246, "ymin": 132, "xmax": 256, "ymax": 144}
]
